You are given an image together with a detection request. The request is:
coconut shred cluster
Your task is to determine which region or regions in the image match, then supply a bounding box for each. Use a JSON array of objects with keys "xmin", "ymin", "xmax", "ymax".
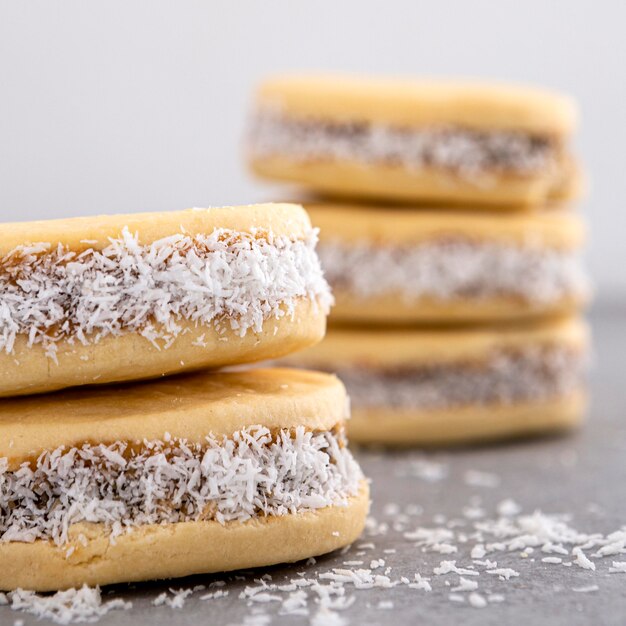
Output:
[
  {"xmin": 335, "ymin": 345, "xmax": 586, "ymax": 411},
  {"xmin": 0, "ymin": 227, "xmax": 332, "ymax": 358},
  {"xmin": 319, "ymin": 239, "xmax": 587, "ymax": 305},
  {"xmin": 249, "ymin": 108, "xmax": 560, "ymax": 178},
  {"xmin": 0, "ymin": 426, "xmax": 362, "ymax": 547}
]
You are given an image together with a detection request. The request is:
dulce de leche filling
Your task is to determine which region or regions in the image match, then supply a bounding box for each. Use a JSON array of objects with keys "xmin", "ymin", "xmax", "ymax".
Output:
[
  {"xmin": 0, "ymin": 426, "xmax": 362, "ymax": 547},
  {"xmin": 0, "ymin": 228, "xmax": 331, "ymax": 359},
  {"xmin": 249, "ymin": 109, "xmax": 563, "ymax": 178},
  {"xmin": 334, "ymin": 345, "xmax": 586, "ymax": 411}
]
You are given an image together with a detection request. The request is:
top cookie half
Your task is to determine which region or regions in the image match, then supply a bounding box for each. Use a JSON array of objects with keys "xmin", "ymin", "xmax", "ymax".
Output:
[
  {"xmin": 0, "ymin": 203, "xmax": 332, "ymax": 397},
  {"xmin": 247, "ymin": 75, "xmax": 581, "ymax": 207}
]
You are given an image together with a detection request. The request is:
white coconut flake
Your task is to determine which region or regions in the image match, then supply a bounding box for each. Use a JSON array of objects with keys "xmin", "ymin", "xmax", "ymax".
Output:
[
  {"xmin": 408, "ymin": 573, "xmax": 432, "ymax": 592},
  {"xmin": 464, "ymin": 470, "xmax": 501, "ymax": 489},
  {"xmin": 542, "ymin": 557, "xmax": 563, "ymax": 564},
  {"xmin": 152, "ymin": 588, "xmax": 193, "ymax": 609},
  {"xmin": 0, "ymin": 227, "xmax": 332, "ymax": 356},
  {"xmin": 200, "ymin": 590, "xmax": 229, "ymax": 601},
  {"xmin": 451, "ymin": 577, "xmax": 479, "ymax": 592},
  {"xmin": 468, "ymin": 592, "xmax": 488, "ymax": 608},
  {"xmin": 396, "ymin": 459, "xmax": 448, "ymax": 482},
  {"xmin": 541, "ymin": 542, "xmax": 569, "ymax": 555},
  {"xmin": 487, "ymin": 594, "xmax": 505, "ymax": 603},
  {"xmin": 433, "ymin": 561, "xmax": 479, "ymax": 577},
  {"xmin": 497, "ymin": 499, "xmax": 522, "ymax": 517},
  {"xmin": 572, "ymin": 547, "xmax": 596, "ymax": 571},
  {"xmin": 593, "ymin": 531, "xmax": 626, "ymax": 557},
  {"xmin": 0, "ymin": 426, "xmax": 361, "ymax": 546},
  {"xmin": 405, "ymin": 527, "xmax": 455, "ymax": 549},
  {"xmin": 572, "ymin": 585, "xmax": 599, "ymax": 593},
  {"xmin": 471, "ymin": 544, "xmax": 487, "ymax": 559},
  {"xmin": 463, "ymin": 505, "xmax": 486, "ymax": 520},
  {"xmin": 474, "ymin": 559, "xmax": 498, "ymax": 569},
  {"xmin": 486, "ymin": 568, "xmax": 519, "ymax": 580}
]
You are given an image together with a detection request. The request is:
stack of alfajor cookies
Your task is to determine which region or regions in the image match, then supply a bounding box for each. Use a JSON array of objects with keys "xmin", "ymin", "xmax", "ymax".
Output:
[
  {"xmin": 0, "ymin": 204, "xmax": 368, "ymax": 591},
  {"xmin": 247, "ymin": 75, "xmax": 590, "ymax": 446}
]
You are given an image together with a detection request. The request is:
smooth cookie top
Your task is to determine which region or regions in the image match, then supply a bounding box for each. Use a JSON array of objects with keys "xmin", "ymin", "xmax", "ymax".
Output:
[
  {"xmin": 0, "ymin": 203, "xmax": 311, "ymax": 254},
  {"xmin": 256, "ymin": 75, "xmax": 578, "ymax": 134},
  {"xmin": 0, "ymin": 368, "xmax": 347, "ymax": 466},
  {"xmin": 292, "ymin": 317, "xmax": 589, "ymax": 369},
  {"xmin": 305, "ymin": 203, "xmax": 586, "ymax": 249}
]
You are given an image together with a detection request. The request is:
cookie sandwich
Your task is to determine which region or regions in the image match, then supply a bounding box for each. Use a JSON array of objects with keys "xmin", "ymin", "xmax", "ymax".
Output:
[
  {"xmin": 307, "ymin": 202, "xmax": 588, "ymax": 324},
  {"xmin": 285, "ymin": 317, "xmax": 589, "ymax": 445},
  {"xmin": 0, "ymin": 204, "xmax": 332, "ymax": 396},
  {"xmin": 0, "ymin": 368, "xmax": 368, "ymax": 591},
  {"xmin": 248, "ymin": 75, "xmax": 580, "ymax": 207}
]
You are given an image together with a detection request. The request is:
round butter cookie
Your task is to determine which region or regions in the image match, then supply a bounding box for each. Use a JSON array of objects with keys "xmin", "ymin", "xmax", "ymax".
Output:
[
  {"xmin": 0, "ymin": 204, "xmax": 332, "ymax": 396},
  {"xmin": 307, "ymin": 202, "xmax": 588, "ymax": 324},
  {"xmin": 284, "ymin": 318, "xmax": 589, "ymax": 446},
  {"xmin": 0, "ymin": 368, "xmax": 367, "ymax": 591},
  {"xmin": 248, "ymin": 75, "xmax": 581, "ymax": 207}
]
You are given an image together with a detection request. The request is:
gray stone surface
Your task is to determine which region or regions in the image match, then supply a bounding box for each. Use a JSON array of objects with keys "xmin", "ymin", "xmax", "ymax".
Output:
[{"xmin": 3, "ymin": 306, "xmax": 625, "ymax": 626}]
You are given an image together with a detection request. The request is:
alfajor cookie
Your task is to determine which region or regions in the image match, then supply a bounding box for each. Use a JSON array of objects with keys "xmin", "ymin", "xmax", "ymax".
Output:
[
  {"xmin": 0, "ymin": 204, "xmax": 332, "ymax": 397},
  {"xmin": 248, "ymin": 75, "xmax": 580, "ymax": 207},
  {"xmin": 0, "ymin": 368, "xmax": 368, "ymax": 591},
  {"xmin": 284, "ymin": 317, "xmax": 589, "ymax": 446},
  {"xmin": 306, "ymin": 202, "xmax": 588, "ymax": 324}
]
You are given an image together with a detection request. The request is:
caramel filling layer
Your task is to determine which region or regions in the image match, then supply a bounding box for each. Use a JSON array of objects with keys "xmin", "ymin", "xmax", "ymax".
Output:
[
  {"xmin": 0, "ymin": 426, "xmax": 362, "ymax": 547},
  {"xmin": 333, "ymin": 346, "xmax": 585, "ymax": 410},
  {"xmin": 0, "ymin": 228, "xmax": 331, "ymax": 358},
  {"xmin": 249, "ymin": 109, "xmax": 561, "ymax": 178}
]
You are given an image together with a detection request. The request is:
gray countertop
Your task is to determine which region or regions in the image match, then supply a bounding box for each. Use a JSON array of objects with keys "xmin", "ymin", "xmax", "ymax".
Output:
[{"xmin": 3, "ymin": 306, "xmax": 625, "ymax": 626}]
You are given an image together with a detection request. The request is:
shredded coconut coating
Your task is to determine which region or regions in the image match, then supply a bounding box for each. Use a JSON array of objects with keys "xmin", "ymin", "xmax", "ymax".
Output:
[
  {"xmin": 318, "ymin": 239, "xmax": 587, "ymax": 305},
  {"xmin": 0, "ymin": 227, "xmax": 332, "ymax": 357},
  {"xmin": 7, "ymin": 586, "xmax": 131, "ymax": 625},
  {"xmin": 333, "ymin": 346, "xmax": 585, "ymax": 410},
  {"xmin": 0, "ymin": 426, "xmax": 362, "ymax": 547},
  {"xmin": 249, "ymin": 109, "xmax": 557, "ymax": 177}
]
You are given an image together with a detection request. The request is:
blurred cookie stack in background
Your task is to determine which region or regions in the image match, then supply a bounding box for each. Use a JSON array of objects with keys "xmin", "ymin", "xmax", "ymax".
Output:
[{"xmin": 247, "ymin": 75, "xmax": 591, "ymax": 446}]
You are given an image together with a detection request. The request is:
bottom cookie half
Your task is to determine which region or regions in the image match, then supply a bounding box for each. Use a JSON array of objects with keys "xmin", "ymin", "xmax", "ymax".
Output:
[
  {"xmin": 348, "ymin": 395, "xmax": 586, "ymax": 446},
  {"xmin": 0, "ymin": 484, "xmax": 369, "ymax": 592}
]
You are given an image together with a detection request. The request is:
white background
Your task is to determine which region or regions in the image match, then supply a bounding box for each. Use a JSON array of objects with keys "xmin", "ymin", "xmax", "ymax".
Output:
[{"xmin": 0, "ymin": 1, "xmax": 621, "ymax": 301}]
